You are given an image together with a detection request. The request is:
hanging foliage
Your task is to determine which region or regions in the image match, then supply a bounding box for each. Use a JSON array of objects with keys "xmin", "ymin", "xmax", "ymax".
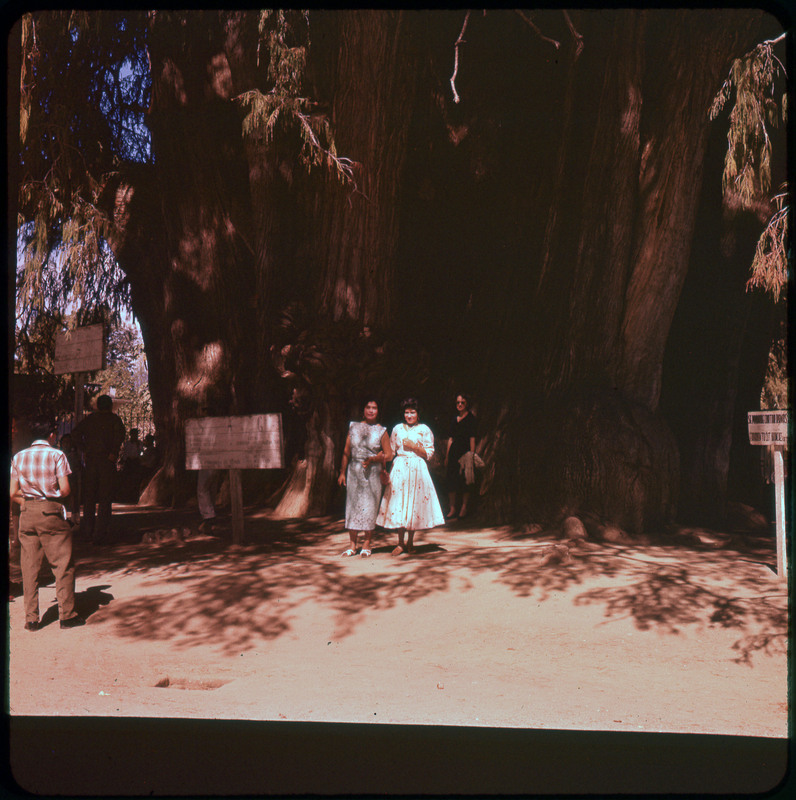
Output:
[
  {"xmin": 17, "ymin": 11, "xmax": 149, "ymax": 329},
  {"xmin": 236, "ymin": 10, "xmax": 354, "ymax": 184},
  {"xmin": 710, "ymin": 35, "xmax": 786, "ymax": 203},
  {"xmin": 746, "ymin": 188, "xmax": 789, "ymax": 302},
  {"xmin": 710, "ymin": 34, "xmax": 788, "ymax": 303}
]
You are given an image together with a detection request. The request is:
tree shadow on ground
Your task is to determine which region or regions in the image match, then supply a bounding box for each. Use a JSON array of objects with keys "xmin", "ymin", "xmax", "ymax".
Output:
[{"xmin": 70, "ymin": 507, "xmax": 788, "ymax": 662}]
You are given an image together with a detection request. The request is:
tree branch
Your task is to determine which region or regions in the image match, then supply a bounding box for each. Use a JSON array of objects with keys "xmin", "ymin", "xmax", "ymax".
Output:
[
  {"xmin": 562, "ymin": 10, "xmax": 584, "ymax": 59},
  {"xmin": 763, "ymin": 32, "xmax": 787, "ymax": 46},
  {"xmin": 450, "ymin": 10, "xmax": 471, "ymax": 104},
  {"xmin": 513, "ymin": 10, "xmax": 560, "ymax": 50}
]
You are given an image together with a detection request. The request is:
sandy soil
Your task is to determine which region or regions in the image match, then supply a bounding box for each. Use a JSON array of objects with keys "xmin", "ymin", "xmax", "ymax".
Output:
[{"xmin": 7, "ymin": 504, "xmax": 789, "ymax": 793}]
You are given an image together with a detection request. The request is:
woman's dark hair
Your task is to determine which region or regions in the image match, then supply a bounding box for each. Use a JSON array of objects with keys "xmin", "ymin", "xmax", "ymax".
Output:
[
  {"xmin": 400, "ymin": 397, "xmax": 419, "ymax": 412},
  {"xmin": 360, "ymin": 396, "xmax": 380, "ymax": 418}
]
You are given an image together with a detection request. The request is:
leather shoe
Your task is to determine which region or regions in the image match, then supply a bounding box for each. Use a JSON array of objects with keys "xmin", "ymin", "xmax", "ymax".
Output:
[
  {"xmin": 24, "ymin": 620, "xmax": 40, "ymax": 631},
  {"xmin": 60, "ymin": 616, "xmax": 86, "ymax": 629}
]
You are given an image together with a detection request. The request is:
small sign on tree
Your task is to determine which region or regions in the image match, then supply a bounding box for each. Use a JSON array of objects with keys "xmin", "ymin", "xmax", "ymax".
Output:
[{"xmin": 747, "ymin": 410, "xmax": 788, "ymax": 445}]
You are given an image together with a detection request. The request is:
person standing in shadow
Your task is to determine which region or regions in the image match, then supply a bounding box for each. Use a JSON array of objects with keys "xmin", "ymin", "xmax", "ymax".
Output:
[
  {"xmin": 444, "ymin": 393, "xmax": 478, "ymax": 519},
  {"xmin": 73, "ymin": 394, "xmax": 125, "ymax": 544}
]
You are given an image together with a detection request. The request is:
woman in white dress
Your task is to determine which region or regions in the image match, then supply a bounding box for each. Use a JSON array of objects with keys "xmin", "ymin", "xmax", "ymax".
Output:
[{"xmin": 376, "ymin": 398, "xmax": 445, "ymax": 555}]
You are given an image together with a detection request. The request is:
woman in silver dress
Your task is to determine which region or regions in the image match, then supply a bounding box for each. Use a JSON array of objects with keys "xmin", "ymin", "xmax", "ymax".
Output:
[{"xmin": 338, "ymin": 398, "xmax": 392, "ymax": 557}]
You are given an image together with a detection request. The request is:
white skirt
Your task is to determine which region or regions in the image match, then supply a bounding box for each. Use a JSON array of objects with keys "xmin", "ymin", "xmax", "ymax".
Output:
[{"xmin": 376, "ymin": 455, "xmax": 445, "ymax": 531}]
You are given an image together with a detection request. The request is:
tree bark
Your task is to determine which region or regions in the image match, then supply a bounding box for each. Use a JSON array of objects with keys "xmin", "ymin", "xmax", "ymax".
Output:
[
  {"xmin": 459, "ymin": 9, "xmax": 764, "ymax": 532},
  {"xmin": 272, "ymin": 10, "xmax": 421, "ymax": 518},
  {"xmin": 313, "ymin": 10, "xmax": 418, "ymax": 326},
  {"xmin": 107, "ymin": 12, "xmax": 272, "ymax": 505},
  {"xmin": 661, "ymin": 161, "xmax": 778, "ymax": 525}
]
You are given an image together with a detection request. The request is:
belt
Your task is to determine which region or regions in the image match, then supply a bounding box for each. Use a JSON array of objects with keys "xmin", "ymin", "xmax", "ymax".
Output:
[{"xmin": 23, "ymin": 497, "xmax": 64, "ymax": 503}]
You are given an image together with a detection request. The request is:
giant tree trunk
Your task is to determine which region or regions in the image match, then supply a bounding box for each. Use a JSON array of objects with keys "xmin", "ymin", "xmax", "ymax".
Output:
[
  {"xmin": 273, "ymin": 10, "xmax": 421, "ymax": 518},
  {"xmin": 425, "ymin": 9, "xmax": 763, "ymax": 532},
  {"xmin": 96, "ymin": 8, "xmax": 767, "ymax": 534},
  {"xmin": 107, "ymin": 11, "xmax": 278, "ymax": 505},
  {"xmin": 660, "ymin": 111, "xmax": 779, "ymax": 526}
]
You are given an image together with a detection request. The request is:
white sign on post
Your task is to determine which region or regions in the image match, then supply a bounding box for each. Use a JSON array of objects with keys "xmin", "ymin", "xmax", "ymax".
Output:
[
  {"xmin": 185, "ymin": 414, "xmax": 284, "ymax": 546},
  {"xmin": 747, "ymin": 410, "xmax": 789, "ymax": 445},
  {"xmin": 185, "ymin": 414, "xmax": 284, "ymax": 471},
  {"xmin": 53, "ymin": 324, "xmax": 106, "ymax": 375},
  {"xmin": 747, "ymin": 409, "xmax": 789, "ymax": 581}
]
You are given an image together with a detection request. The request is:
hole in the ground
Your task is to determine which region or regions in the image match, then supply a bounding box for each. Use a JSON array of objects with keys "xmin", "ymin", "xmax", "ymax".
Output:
[{"xmin": 154, "ymin": 677, "xmax": 227, "ymax": 690}]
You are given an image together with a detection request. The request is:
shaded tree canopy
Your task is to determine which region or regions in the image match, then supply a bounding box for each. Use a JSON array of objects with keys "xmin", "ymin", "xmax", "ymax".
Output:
[{"xmin": 12, "ymin": 8, "xmax": 787, "ymax": 533}]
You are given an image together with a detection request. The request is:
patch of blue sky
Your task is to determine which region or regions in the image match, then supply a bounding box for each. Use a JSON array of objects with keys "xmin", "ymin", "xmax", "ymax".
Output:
[{"xmin": 98, "ymin": 55, "xmax": 152, "ymax": 164}]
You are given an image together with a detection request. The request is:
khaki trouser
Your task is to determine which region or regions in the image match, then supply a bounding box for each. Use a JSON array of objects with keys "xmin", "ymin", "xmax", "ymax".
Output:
[{"xmin": 18, "ymin": 499, "xmax": 77, "ymax": 623}]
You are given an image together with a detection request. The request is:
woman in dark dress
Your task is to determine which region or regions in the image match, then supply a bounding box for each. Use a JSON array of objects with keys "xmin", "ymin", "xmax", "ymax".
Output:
[{"xmin": 444, "ymin": 394, "xmax": 477, "ymax": 519}]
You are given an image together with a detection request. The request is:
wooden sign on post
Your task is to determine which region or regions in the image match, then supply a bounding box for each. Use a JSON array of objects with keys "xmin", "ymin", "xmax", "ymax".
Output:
[
  {"xmin": 747, "ymin": 410, "xmax": 789, "ymax": 581},
  {"xmin": 185, "ymin": 415, "xmax": 284, "ymax": 470},
  {"xmin": 53, "ymin": 326, "xmax": 106, "ymax": 516},
  {"xmin": 185, "ymin": 414, "xmax": 284, "ymax": 544},
  {"xmin": 53, "ymin": 324, "xmax": 106, "ymax": 375}
]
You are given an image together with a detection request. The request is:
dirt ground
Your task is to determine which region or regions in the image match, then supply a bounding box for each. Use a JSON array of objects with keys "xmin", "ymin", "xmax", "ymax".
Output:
[{"xmin": 7, "ymin": 503, "xmax": 790, "ymax": 793}]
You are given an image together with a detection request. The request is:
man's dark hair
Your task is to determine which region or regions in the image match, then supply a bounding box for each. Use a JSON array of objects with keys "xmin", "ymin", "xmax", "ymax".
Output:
[
  {"xmin": 96, "ymin": 394, "xmax": 113, "ymax": 411},
  {"xmin": 30, "ymin": 417, "xmax": 58, "ymax": 441}
]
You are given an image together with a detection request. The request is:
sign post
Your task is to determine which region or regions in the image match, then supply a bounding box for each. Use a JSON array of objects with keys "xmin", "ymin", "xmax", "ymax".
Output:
[
  {"xmin": 773, "ymin": 449, "xmax": 787, "ymax": 580},
  {"xmin": 54, "ymin": 324, "xmax": 106, "ymax": 526},
  {"xmin": 747, "ymin": 410, "xmax": 789, "ymax": 581},
  {"xmin": 54, "ymin": 323, "xmax": 106, "ymax": 377},
  {"xmin": 74, "ymin": 372, "xmax": 86, "ymax": 424},
  {"xmin": 185, "ymin": 414, "xmax": 284, "ymax": 545},
  {"xmin": 54, "ymin": 323, "xmax": 106, "ymax": 425}
]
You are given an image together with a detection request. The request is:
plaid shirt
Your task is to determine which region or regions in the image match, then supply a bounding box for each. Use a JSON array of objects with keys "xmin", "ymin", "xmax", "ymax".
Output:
[{"xmin": 10, "ymin": 440, "xmax": 72, "ymax": 500}]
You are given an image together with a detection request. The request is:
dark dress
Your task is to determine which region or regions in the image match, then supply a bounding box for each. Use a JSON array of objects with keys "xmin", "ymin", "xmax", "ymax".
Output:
[{"xmin": 446, "ymin": 412, "xmax": 478, "ymax": 493}]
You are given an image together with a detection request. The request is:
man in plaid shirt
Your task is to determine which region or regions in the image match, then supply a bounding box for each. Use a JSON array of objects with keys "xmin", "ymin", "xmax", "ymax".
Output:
[{"xmin": 10, "ymin": 418, "xmax": 85, "ymax": 630}]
